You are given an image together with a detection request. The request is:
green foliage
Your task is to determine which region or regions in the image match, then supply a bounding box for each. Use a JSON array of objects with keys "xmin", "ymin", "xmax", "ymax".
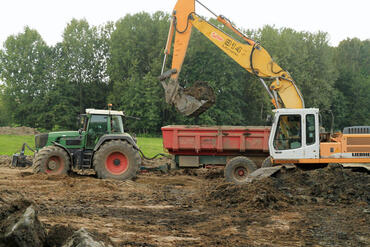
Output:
[
  {"xmin": 0, "ymin": 13, "xmax": 368, "ymax": 134},
  {"xmin": 108, "ymin": 12, "xmax": 170, "ymax": 134},
  {"xmin": 0, "ymin": 85, "xmax": 11, "ymax": 126},
  {"xmin": 332, "ymin": 38, "xmax": 370, "ymax": 128},
  {"xmin": 0, "ymin": 27, "xmax": 53, "ymax": 128}
]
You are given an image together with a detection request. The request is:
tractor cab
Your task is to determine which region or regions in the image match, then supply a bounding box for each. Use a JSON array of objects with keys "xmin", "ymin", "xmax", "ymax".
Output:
[{"xmin": 81, "ymin": 109, "xmax": 125, "ymax": 149}]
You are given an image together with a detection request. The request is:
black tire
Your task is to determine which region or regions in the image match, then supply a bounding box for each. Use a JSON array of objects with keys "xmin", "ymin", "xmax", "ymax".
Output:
[
  {"xmin": 224, "ymin": 156, "xmax": 257, "ymax": 185},
  {"xmin": 33, "ymin": 146, "xmax": 70, "ymax": 175},
  {"xmin": 93, "ymin": 140, "xmax": 141, "ymax": 180},
  {"xmin": 261, "ymin": 156, "xmax": 273, "ymax": 168}
]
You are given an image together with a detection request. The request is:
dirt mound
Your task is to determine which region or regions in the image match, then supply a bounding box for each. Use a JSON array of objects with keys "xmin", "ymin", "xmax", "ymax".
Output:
[
  {"xmin": 277, "ymin": 165, "xmax": 369, "ymax": 204},
  {"xmin": 0, "ymin": 196, "xmax": 115, "ymax": 247},
  {"xmin": 207, "ymin": 180, "xmax": 293, "ymax": 210},
  {"xmin": 0, "ymin": 155, "xmax": 11, "ymax": 167},
  {"xmin": 0, "ymin": 126, "xmax": 39, "ymax": 135},
  {"xmin": 206, "ymin": 166, "xmax": 370, "ymax": 210},
  {"xmin": 0, "ymin": 196, "xmax": 46, "ymax": 247},
  {"xmin": 46, "ymin": 224, "xmax": 76, "ymax": 247}
]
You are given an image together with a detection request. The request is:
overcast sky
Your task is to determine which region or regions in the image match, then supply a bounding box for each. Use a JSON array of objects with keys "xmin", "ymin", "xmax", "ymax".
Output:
[{"xmin": 0, "ymin": 0, "xmax": 369, "ymax": 47}]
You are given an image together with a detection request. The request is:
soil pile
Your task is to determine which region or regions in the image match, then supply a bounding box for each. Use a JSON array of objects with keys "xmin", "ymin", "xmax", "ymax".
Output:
[
  {"xmin": 206, "ymin": 166, "xmax": 370, "ymax": 210},
  {"xmin": 0, "ymin": 190, "xmax": 114, "ymax": 247},
  {"xmin": 0, "ymin": 156, "xmax": 11, "ymax": 167},
  {"xmin": 0, "ymin": 126, "xmax": 38, "ymax": 135}
]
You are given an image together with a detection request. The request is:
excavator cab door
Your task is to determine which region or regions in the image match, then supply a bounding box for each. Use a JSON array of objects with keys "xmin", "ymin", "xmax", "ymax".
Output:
[{"xmin": 269, "ymin": 108, "xmax": 320, "ymax": 160}]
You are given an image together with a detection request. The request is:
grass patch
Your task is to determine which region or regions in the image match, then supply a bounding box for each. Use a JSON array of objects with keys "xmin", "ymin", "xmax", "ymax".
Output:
[
  {"xmin": 136, "ymin": 137, "xmax": 166, "ymax": 157},
  {"xmin": 0, "ymin": 135, "xmax": 35, "ymax": 156},
  {"xmin": 0, "ymin": 135, "xmax": 165, "ymax": 157}
]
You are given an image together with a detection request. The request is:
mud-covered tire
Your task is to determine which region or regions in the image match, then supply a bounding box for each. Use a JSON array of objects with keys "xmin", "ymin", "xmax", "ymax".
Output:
[
  {"xmin": 33, "ymin": 146, "xmax": 70, "ymax": 175},
  {"xmin": 224, "ymin": 156, "xmax": 257, "ymax": 185},
  {"xmin": 262, "ymin": 156, "xmax": 273, "ymax": 168},
  {"xmin": 93, "ymin": 140, "xmax": 141, "ymax": 180}
]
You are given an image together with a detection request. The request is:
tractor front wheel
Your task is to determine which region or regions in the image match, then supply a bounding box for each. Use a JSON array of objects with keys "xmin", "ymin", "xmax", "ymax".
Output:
[
  {"xmin": 93, "ymin": 140, "xmax": 141, "ymax": 180},
  {"xmin": 33, "ymin": 146, "xmax": 70, "ymax": 175}
]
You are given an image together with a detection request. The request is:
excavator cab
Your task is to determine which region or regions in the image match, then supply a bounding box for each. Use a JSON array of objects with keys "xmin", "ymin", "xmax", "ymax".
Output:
[{"xmin": 269, "ymin": 108, "xmax": 320, "ymax": 160}]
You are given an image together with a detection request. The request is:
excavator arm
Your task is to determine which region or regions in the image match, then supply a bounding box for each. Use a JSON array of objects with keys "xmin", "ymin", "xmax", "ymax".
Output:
[{"xmin": 160, "ymin": 0, "xmax": 304, "ymax": 116}]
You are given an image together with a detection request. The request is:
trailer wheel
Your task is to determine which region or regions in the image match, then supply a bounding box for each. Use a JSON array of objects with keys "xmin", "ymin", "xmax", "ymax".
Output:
[
  {"xmin": 93, "ymin": 140, "xmax": 141, "ymax": 180},
  {"xmin": 224, "ymin": 156, "xmax": 257, "ymax": 184},
  {"xmin": 261, "ymin": 156, "xmax": 273, "ymax": 168},
  {"xmin": 33, "ymin": 146, "xmax": 70, "ymax": 175}
]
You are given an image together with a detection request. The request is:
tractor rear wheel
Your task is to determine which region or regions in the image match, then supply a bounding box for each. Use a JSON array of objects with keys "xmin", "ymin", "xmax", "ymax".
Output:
[
  {"xmin": 93, "ymin": 140, "xmax": 141, "ymax": 180},
  {"xmin": 224, "ymin": 156, "xmax": 257, "ymax": 184},
  {"xmin": 33, "ymin": 146, "xmax": 70, "ymax": 175}
]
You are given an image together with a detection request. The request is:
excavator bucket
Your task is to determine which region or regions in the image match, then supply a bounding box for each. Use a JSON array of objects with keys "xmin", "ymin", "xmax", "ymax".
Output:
[
  {"xmin": 159, "ymin": 0, "xmax": 215, "ymax": 116},
  {"xmin": 160, "ymin": 75, "xmax": 215, "ymax": 116}
]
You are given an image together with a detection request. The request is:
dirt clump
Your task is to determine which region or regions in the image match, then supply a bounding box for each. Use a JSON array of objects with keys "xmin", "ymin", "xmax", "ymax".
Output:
[
  {"xmin": 0, "ymin": 156, "xmax": 11, "ymax": 167},
  {"xmin": 207, "ymin": 180, "xmax": 293, "ymax": 210},
  {"xmin": 45, "ymin": 224, "xmax": 76, "ymax": 247},
  {"xmin": 0, "ymin": 198, "xmax": 46, "ymax": 247}
]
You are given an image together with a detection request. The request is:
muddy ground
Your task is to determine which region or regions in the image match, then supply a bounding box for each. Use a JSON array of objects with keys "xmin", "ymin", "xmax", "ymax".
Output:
[{"xmin": 0, "ymin": 157, "xmax": 369, "ymax": 247}]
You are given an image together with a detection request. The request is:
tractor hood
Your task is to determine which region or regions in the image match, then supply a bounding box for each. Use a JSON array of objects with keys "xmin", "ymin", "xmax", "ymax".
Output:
[
  {"xmin": 35, "ymin": 131, "xmax": 81, "ymax": 150},
  {"xmin": 48, "ymin": 131, "xmax": 80, "ymax": 139}
]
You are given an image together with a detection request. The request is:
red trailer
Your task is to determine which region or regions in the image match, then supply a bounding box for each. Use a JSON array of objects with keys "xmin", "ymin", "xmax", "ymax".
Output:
[{"xmin": 162, "ymin": 125, "xmax": 271, "ymax": 183}]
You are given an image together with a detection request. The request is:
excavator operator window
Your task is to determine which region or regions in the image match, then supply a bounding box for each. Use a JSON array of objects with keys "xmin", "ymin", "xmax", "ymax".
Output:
[
  {"xmin": 306, "ymin": 114, "xmax": 316, "ymax": 145},
  {"xmin": 274, "ymin": 115, "xmax": 302, "ymax": 150}
]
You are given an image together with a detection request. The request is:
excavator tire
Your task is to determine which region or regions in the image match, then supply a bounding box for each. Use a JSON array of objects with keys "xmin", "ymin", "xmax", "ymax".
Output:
[
  {"xmin": 224, "ymin": 156, "xmax": 257, "ymax": 185},
  {"xmin": 93, "ymin": 140, "xmax": 141, "ymax": 180},
  {"xmin": 33, "ymin": 146, "xmax": 70, "ymax": 175}
]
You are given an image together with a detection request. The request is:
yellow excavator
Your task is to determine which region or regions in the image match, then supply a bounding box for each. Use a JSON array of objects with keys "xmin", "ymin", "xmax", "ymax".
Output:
[
  {"xmin": 159, "ymin": 0, "xmax": 304, "ymax": 117},
  {"xmin": 160, "ymin": 0, "xmax": 370, "ymax": 177}
]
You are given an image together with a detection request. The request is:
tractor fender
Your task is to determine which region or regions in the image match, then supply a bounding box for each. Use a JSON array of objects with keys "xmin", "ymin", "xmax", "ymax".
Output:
[
  {"xmin": 93, "ymin": 134, "xmax": 139, "ymax": 152},
  {"xmin": 51, "ymin": 141, "xmax": 73, "ymax": 162}
]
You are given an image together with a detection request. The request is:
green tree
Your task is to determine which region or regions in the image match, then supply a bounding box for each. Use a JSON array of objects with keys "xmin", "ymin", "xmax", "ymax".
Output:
[
  {"xmin": 0, "ymin": 27, "xmax": 53, "ymax": 128},
  {"xmin": 51, "ymin": 19, "xmax": 112, "ymax": 129},
  {"xmin": 108, "ymin": 12, "xmax": 170, "ymax": 134},
  {"xmin": 0, "ymin": 84, "xmax": 11, "ymax": 126},
  {"xmin": 333, "ymin": 38, "xmax": 370, "ymax": 128}
]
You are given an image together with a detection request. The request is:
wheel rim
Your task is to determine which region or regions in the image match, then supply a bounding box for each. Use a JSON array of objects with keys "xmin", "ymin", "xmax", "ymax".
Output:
[
  {"xmin": 234, "ymin": 166, "xmax": 248, "ymax": 181},
  {"xmin": 105, "ymin": 152, "xmax": 128, "ymax": 175},
  {"xmin": 46, "ymin": 156, "xmax": 64, "ymax": 174}
]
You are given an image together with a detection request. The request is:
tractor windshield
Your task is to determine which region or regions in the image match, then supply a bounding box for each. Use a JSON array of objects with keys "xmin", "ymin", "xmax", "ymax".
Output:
[{"xmin": 111, "ymin": 115, "xmax": 124, "ymax": 133}]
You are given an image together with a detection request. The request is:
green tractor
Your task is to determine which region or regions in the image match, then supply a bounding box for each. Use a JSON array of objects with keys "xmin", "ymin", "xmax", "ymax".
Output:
[{"xmin": 12, "ymin": 108, "xmax": 141, "ymax": 180}]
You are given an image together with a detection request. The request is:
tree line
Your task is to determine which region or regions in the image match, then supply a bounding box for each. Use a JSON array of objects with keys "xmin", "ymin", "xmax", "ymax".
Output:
[{"xmin": 0, "ymin": 12, "xmax": 369, "ymax": 135}]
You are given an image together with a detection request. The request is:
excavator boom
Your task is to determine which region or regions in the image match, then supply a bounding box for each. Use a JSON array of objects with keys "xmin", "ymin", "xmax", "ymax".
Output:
[{"xmin": 160, "ymin": 0, "xmax": 304, "ymax": 116}]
